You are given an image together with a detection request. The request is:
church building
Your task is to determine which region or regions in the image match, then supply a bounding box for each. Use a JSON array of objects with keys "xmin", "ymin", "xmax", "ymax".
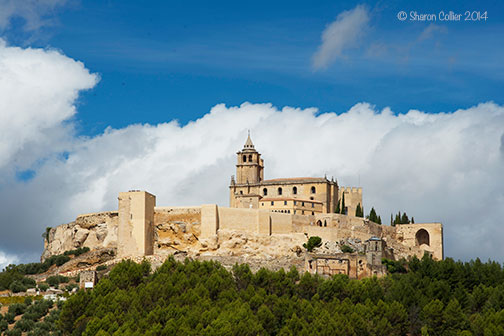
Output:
[{"xmin": 229, "ymin": 134, "xmax": 363, "ymax": 216}]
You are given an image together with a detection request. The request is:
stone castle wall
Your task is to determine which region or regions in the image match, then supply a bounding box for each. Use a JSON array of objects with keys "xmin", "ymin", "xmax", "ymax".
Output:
[{"xmin": 43, "ymin": 190, "xmax": 443, "ymax": 266}]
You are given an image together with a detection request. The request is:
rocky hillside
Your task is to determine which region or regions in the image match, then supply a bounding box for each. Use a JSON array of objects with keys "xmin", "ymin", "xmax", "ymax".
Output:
[{"xmin": 42, "ymin": 211, "xmax": 118, "ymax": 262}]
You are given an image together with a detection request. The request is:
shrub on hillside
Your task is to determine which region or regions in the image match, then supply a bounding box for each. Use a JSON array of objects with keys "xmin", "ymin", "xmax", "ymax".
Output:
[
  {"xmin": 63, "ymin": 247, "xmax": 90, "ymax": 257},
  {"xmin": 0, "ymin": 320, "xmax": 8, "ymax": 332},
  {"xmin": 9, "ymin": 281, "xmax": 27, "ymax": 293},
  {"xmin": 65, "ymin": 283, "xmax": 78, "ymax": 292},
  {"xmin": 4, "ymin": 312, "xmax": 15, "ymax": 324},
  {"xmin": 4, "ymin": 328, "xmax": 22, "ymax": 336},
  {"xmin": 341, "ymin": 244, "xmax": 354, "ymax": 253},
  {"xmin": 303, "ymin": 236, "xmax": 322, "ymax": 252},
  {"xmin": 14, "ymin": 318, "xmax": 35, "ymax": 332},
  {"xmin": 8, "ymin": 303, "xmax": 27, "ymax": 316},
  {"xmin": 38, "ymin": 283, "xmax": 49, "ymax": 292},
  {"xmin": 47, "ymin": 275, "xmax": 69, "ymax": 287}
]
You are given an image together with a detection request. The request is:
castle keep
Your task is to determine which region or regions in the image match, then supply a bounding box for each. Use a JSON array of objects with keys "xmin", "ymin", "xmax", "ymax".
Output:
[{"xmin": 43, "ymin": 135, "xmax": 444, "ymax": 279}]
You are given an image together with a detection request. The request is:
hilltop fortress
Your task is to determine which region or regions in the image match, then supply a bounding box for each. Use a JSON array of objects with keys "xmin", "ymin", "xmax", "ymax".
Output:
[{"xmin": 43, "ymin": 135, "xmax": 443, "ymax": 278}]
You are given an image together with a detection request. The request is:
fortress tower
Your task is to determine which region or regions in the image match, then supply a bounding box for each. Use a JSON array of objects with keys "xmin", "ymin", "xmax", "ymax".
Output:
[{"xmin": 117, "ymin": 190, "xmax": 156, "ymax": 257}]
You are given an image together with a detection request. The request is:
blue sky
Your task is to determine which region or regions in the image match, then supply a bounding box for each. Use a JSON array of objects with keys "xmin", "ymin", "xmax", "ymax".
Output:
[
  {"xmin": 0, "ymin": 0, "xmax": 504, "ymax": 266},
  {"xmin": 4, "ymin": 0, "xmax": 504, "ymax": 134}
]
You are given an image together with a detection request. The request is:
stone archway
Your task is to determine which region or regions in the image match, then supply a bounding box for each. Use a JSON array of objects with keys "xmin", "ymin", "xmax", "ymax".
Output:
[{"xmin": 415, "ymin": 229, "xmax": 430, "ymax": 246}]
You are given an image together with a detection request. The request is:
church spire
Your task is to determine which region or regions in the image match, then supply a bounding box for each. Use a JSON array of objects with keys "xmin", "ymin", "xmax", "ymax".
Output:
[{"xmin": 243, "ymin": 130, "xmax": 254, "ymax": 149}]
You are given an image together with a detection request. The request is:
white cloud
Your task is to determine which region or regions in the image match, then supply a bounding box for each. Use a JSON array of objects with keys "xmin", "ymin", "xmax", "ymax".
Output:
[
  {"xmin": 0, "ymin": 0, "xmax": 68, "ymax": 32},
  {"xmin": 0, "ymin": 38, "xmax": 98, "ymax": 178},
  {"xmin": 0, "ymin": 39, "xmax": 98, "ymax": 260},
  {"xmin": 312, "ymin": 5, "xmax": 369, "ymax": 70},
  {"xmin": 0, "ymin": 250, "xmax": 18, "ymax": 271},
  {"xmin": 0, "ymin": 42, "xmax": 503, "ymax": 265}
]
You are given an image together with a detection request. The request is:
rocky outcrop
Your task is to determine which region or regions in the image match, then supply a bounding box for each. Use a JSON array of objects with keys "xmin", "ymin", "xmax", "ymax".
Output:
[{"xmin": 42, "ymin": 211, "xmax": 119, "ymax": 261}]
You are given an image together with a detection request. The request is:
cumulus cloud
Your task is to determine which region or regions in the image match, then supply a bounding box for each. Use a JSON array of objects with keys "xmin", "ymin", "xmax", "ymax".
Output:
[
  {"xmin": 1, "ymin": 42, "xmax": 503, "ymax": 268},
  {"xmin": 0, "ymin": 39, "xmax": 98, "ymax": 268},
  {"xmin": 0, "ymin": 0, "xmax": 68, "ymax": 32},
  {"xmin": 0, "ymin": 39, "xmax": 98, "ymax": 179},
  {"xmin": 312, "ymin": 5, "xmax": 369, "ymax": 70},
  {"xmin": 0, "ymin": 251, "xmax": 18, "ymax": 270}
]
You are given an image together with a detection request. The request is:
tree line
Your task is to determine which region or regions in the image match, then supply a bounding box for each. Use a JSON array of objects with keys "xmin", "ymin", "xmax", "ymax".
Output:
[{"xmin": 58, "ymin": 255, "xmax": 504, "ymax": 335}]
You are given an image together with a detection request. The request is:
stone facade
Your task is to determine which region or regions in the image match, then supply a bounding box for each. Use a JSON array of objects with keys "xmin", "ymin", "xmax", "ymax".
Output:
[{"xmin": 229, "ymin": 135, "xmax": 360, "ymax": 215}]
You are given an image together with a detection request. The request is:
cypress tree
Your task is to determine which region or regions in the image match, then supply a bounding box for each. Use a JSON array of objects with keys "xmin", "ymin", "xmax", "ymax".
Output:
[
  {"xmin": 335, "ymin": 200, "xmax": 340, "ymax": 214},
  {"xmin": 340, "ymin": 193, "xmax": 346, "ymax": 215},
  {"xmin": 369, "ymin": 207, "xmax": 378, "ymax": 223},
  {"xmin": 377, "ymin": 215, "xmax": 382, "ymax": 224},
  {"xmin": 355, "ymin": 203, "xmax": 363, "ymax": 217}
]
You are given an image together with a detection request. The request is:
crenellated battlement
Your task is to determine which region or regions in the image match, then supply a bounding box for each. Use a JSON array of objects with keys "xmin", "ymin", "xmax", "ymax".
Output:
[{"xmin": 341, "ymin": 186, "xmax": 362, "ymax": 194}]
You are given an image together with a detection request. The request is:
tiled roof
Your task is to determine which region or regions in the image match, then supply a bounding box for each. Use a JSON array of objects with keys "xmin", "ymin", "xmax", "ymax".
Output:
[{"xmin": 262, "ymin": 177, "xmax": 328, "ymax": 184}]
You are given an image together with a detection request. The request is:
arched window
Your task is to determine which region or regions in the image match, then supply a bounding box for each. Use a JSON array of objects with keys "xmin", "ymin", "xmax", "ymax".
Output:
[
  {"xmin": 243, "ymin": 155, "xmax": 247, "ymax": 162},
  {"xmin": 316, "ymin": 220, "xmax": 322, "ymax": 226},
  {"xmin": 311, "ymin": 186, "xmax": 316, "ymax": 194},
  {"xmin": 263, "ymin": 188, "xmax": 268, "ymax": 196},
  {"xmin": 239, "ymin": 190, "xmax": 243, "ymax": 195},
  {"xmin": 324, "ymin": 220, "xmax": 327, "ymax": 227},
  {"xmin": 415, "ymin": 229, "xmax": 430, "ymax": 246},
  {"xmin": 293, "ymin": 186, "xmax": 297, "ymax": 195},
  {"xmin": 248, "ymin": 154, "xmax": 252, "ymax": 162},
  {"xmin": 278, "ymin": 187, "xmax": 283, "ymax": 195}
]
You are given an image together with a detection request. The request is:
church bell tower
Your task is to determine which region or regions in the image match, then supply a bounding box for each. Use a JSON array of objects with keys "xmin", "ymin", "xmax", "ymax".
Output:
[
  {"xmin": 235, "ymin": 132, "xmax": 264, "ymax": 184},
  {"xmin": 229, "ymin": 132, "xmax": 264, "ymax": 209}
]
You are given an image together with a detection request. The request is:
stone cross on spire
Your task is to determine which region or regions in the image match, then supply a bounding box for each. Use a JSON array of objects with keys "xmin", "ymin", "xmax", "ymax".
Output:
[{"xmin": 243, "ymin": 131, "xmax": 255, "ymax": 149}]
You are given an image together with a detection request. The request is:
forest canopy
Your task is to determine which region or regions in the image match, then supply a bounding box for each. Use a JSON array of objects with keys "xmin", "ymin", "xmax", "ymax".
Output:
[{"xmin": 57, "ymin": 255, "xmax": 504, "ymax": 336}]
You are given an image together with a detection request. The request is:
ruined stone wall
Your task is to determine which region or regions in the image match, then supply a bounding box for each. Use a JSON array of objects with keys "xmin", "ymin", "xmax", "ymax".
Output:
[
  {"xmin": 395, "ymin": 223, "xmax": 443, "ymax": 260},
  {"xmin": 305, "ymin": 253, "xmax": 387, "ymax": 279}
]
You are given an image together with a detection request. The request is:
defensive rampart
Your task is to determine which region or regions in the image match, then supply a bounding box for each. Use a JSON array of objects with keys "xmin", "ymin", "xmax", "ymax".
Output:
[{"xmin": 43, "ymin": 190, "xmax": 443, "ymax": 267}]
